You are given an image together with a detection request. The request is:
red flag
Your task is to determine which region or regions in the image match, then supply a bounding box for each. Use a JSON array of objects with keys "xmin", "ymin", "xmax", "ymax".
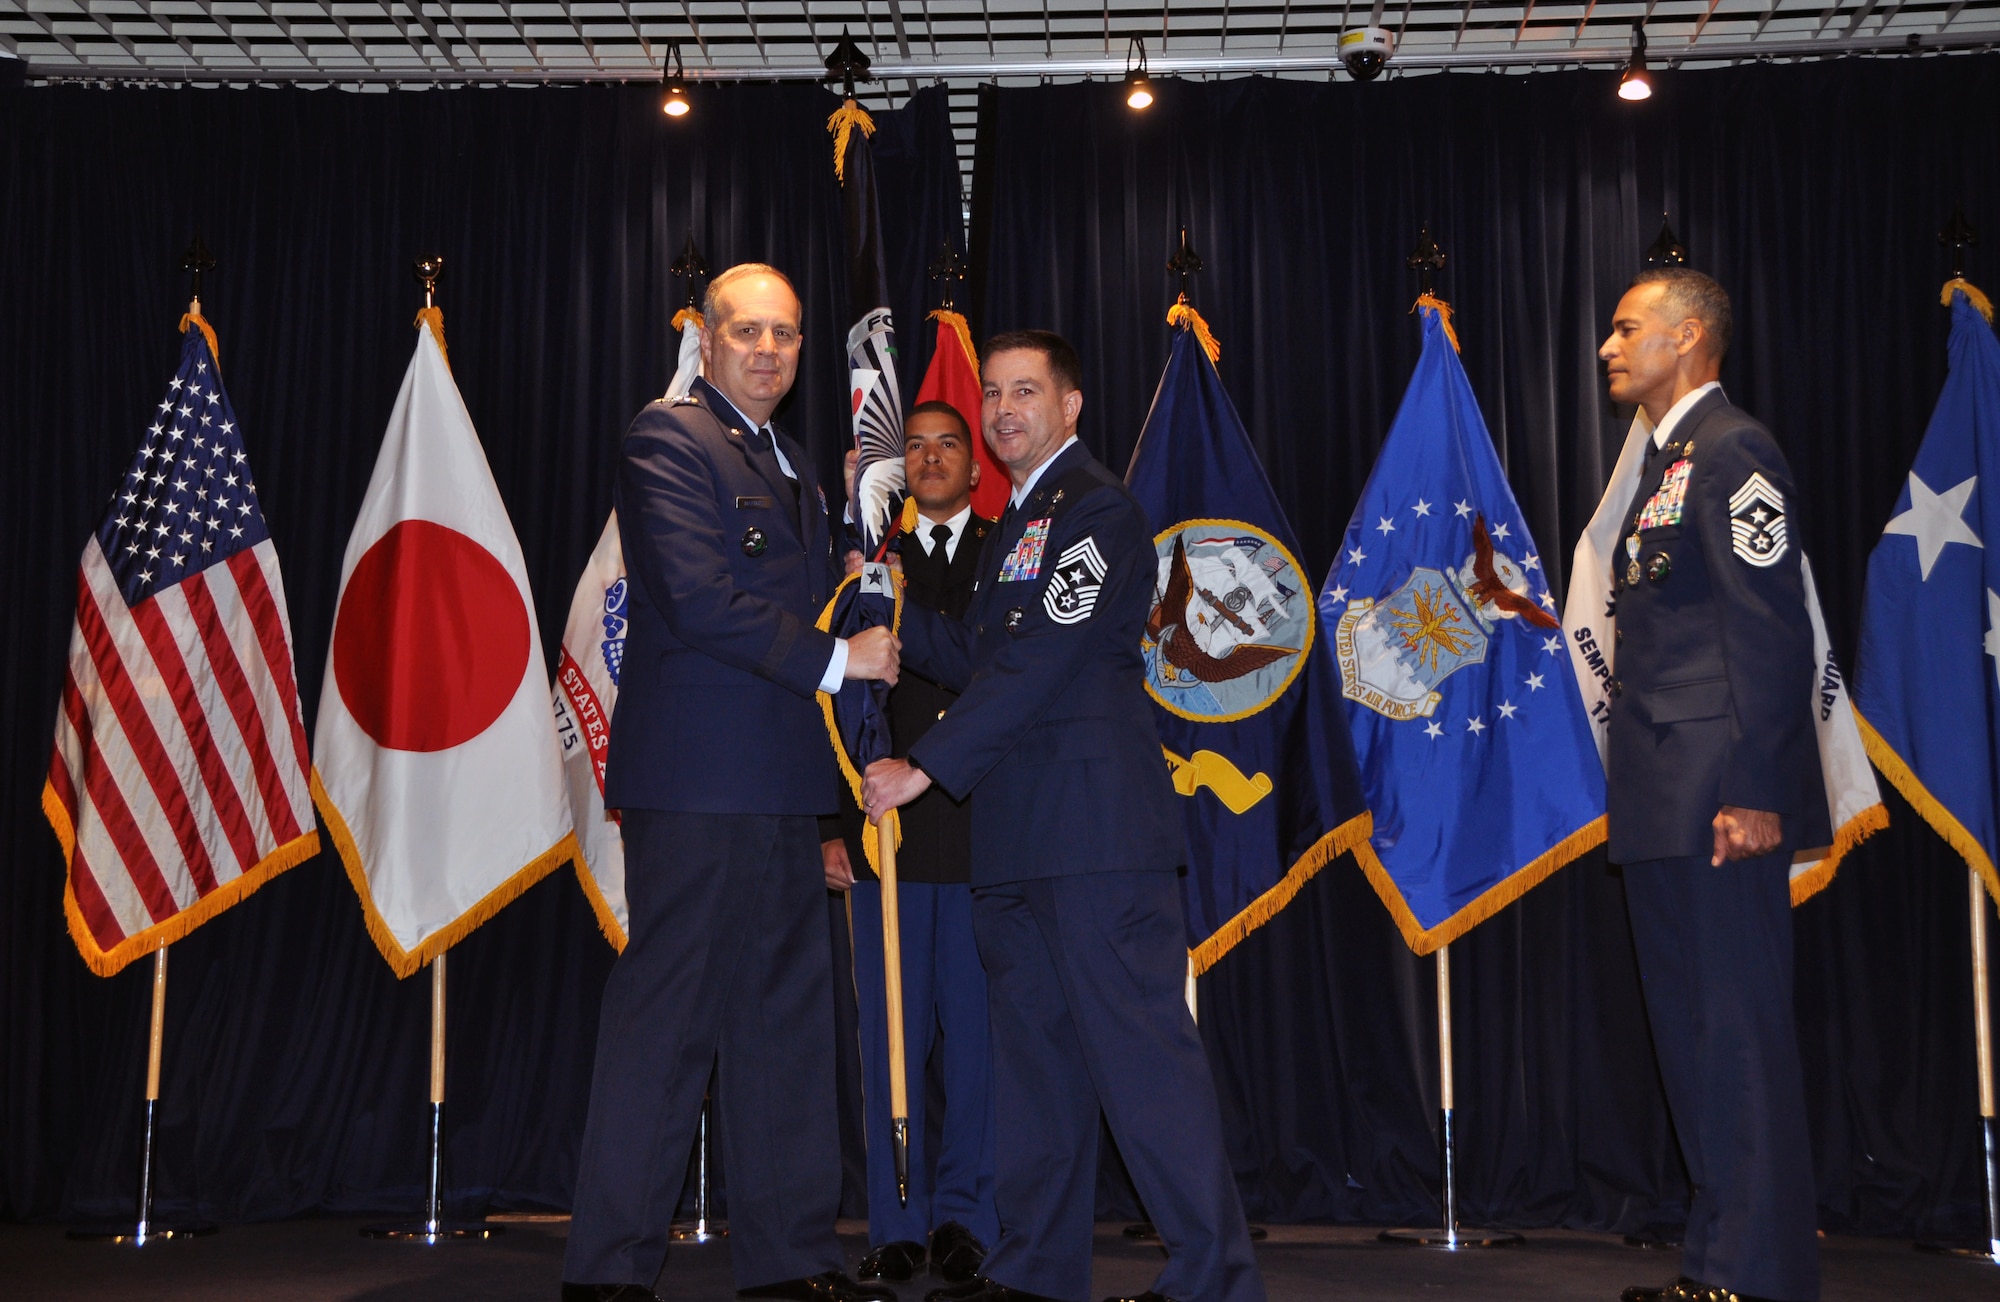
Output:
[{"xmin": 917, "ymin": 309, "xmax": 1006, "ymax": 520}]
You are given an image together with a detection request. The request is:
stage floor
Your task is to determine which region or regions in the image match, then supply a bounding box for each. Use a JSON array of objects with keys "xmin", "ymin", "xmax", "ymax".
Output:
[{"xmin": 1, "ymin": 1217, "xmax": 1993, "ymax": 1300}]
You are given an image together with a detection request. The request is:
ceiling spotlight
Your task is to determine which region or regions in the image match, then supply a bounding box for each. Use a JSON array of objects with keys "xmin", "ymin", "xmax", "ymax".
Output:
[
  {"xmin": 662, "ymin": 41, "xmax": 690, "ymax": 117},
  {"xmin": 1618, "ymin": 22, "xmax": 1653, "ymax": 101},
  {"xmin": 1124, "ymin": 36, "xmax": 1153, "ymax": 110}
]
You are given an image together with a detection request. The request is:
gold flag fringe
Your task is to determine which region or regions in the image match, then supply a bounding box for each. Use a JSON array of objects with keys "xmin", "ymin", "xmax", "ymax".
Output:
[
  {"xmin": 1411, "ymin": 293, "xmax": 1461, "ymax": 353},
  {"xmin": 929, "ymin": 309, "xmax": 980, "ymax": 371},
  {"xmin": 670, "ymin": 307, "xmax": 706, "ymax": 334},
  {"xmin": 1356, "ymin": 815, "xmax": 1608, "ymax": 957},
  {"xmin": 414, "ymin": 306, "xmax": 450, "ymax": 372},
  {"xmin": 312, "ymin": 768, "xmax": 579, "ymax": 979},
  {"xmin": 179, "ymin": 309, "xmax": 221, "ymax": 368},
  {"xmin": 1943, "ymin": 277, "xmax": 1996, "ymax": 323},
  {"xmin": 573, "ymin": 857, "xmax": 629, "ymax": 953},
  {"xmin": 1167, "ymin": 299, "xmax": 1222, "ymax": 364},
  {"xmin": 814, "ymin": 572, "xmax": 905, "ymax": 876},
  {"xmin": 49, "ymin": 775, "xmax": 322, "ymax": 977},
  {"xmin": 1188, "ymin": 810, "xmax": 1374, "ymax": 976},
  {"xmin": 1787, "ymin": 799, "xmax": 1890, "ymax": 906},
  {"xmin": 1856, "ymin": 709, "xmax": 2000, "ymax": 902},
  {"xmin": 827, "ymin": 100, "xmax": 877, "ymax": 183}
]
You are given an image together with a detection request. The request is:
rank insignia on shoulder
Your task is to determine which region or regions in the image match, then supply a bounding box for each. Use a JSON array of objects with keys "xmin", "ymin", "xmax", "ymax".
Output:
[
  {"xmin": 998, "ymin": 519, "xmax": 1052, "ymax": 582},
  {"xmin": 670, "ymin": 393, "xmax": 699, "ymax": 405},
  {"xmin": 1728, "ymin": 471, "xmax": 1788, "ymax": 566},
  {"xmin": 1052, "ymin": 489, "xmax": 1065, "ymax": 504},
  {"xmin": 1044, "ymin": 536, "xmax": 1108, "ymax": 625}
]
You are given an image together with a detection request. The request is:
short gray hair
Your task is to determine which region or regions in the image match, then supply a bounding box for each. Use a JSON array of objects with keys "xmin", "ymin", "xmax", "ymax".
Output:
[
  {"xmin": 702, "ymin": 263, "xmax": 800, "ymax": 326},
  {"xmin": 1630, "ymin": 266, "xmax": 1733, "ymax": 360}
]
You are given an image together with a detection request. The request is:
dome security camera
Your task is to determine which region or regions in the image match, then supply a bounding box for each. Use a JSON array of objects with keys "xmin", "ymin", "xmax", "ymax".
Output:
[{"xmin": 1340, "ymin": 27, "xmax": 1393, "ymax": 82}]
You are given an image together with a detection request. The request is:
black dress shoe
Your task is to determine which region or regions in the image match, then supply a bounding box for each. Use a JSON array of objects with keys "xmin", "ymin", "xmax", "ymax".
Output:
[
  {"xmin": 739, "ymin": 1271, "xmax": 897, "ymax": 1301},
  {"xmin": 1620, "ymin": 1281, "xmax": 1773, "ymax": 1302},
  {"xmin": 859, "ymin": 1241, "xmax": 927, "ymax": 1282},
  {"xmin": 927, "ymin": 1221, "xmax": 987, "ymax": 1283},
  {"xmin": 1102, "ymin": 1293, "xmax": 1182, "ymax": 1302},
  {"xmin": 560, "ymin": 1285, "xmax": 661, "ymax": 1302},
  {"xmin": 922, "ymin": 1277, "xmax": 1062, "ymax": 1302}
]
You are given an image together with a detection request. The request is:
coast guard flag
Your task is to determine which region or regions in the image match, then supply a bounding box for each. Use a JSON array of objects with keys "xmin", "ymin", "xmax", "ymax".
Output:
[
  {"xmin": 1324, "ymin": 303, "xmax": 1605, "ymax": 953},
  {"xmin": 1856, "ymin": 282, "xmax": 2000, "ymax": 895},
  {"xmin": 552, "ymin": 308, "xmax": 703, "ymax": 950},
  {"xmin": 46, "ymin": 312, "xmax": 319, "ymax": 976},
  {"xmin": 1126, "ymin": 312, "xmax": 1373, "ymax": 973},
  {"xmin": 313, "ymin": 310, "xmax": 575, "ymax": 977}
]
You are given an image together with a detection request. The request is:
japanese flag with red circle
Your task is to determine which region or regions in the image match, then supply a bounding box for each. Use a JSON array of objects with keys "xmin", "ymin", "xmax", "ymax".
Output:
[{"xmin": 313, "ymin": 312, "xmax": 575, "ymax": 977}]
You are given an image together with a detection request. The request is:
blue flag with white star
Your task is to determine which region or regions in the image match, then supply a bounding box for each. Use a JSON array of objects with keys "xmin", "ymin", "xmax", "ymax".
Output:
[
  {"xmin": 1320, "ymin": 303, "xmax": 1605, "ymax": 953},
  {"xmin": 1126, "ymin": 315, "xmax": 1374, "ymax": 973},
  {"xmin": 1856, "ymin": 285, "xmax": 2000, "ymax": 895}
]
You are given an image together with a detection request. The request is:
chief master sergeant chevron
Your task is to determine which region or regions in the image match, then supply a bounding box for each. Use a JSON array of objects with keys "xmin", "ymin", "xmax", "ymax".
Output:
[
  {"xmin": 863, "ymin": 331, "xmax": 1264, "ymax": 1302},
  {"xmin": 1598, "ymin": 267, "xmax": 1826, "ymax": 1302}
]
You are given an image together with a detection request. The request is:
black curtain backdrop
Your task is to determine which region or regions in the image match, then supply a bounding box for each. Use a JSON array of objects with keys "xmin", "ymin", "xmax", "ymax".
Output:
[
  {"xmin": 0, "ymin": 79, "xmax": 963, "ymax": 1223},
  {"xmin": 967, "ymin": 58, "xmax": 2000, "ymax": 1238}
]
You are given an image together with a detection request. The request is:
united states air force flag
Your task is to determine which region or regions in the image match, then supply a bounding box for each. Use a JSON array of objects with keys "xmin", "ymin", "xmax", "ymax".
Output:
[
  {"xmin": 1856, "ymin": 281, "xmax": 2000, "ymax": 895},
  {"xmin": 1323, "ymin": 301, "xmax": 1605, "ymax": 953},
  {"xmin": 1126, "ymin": 309, "xmax": 1373, "ymax": 974}
]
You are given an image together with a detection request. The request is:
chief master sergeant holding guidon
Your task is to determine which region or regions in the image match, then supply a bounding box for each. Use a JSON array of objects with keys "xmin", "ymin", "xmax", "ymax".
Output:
[
  {"xmin": 1598, "ymin": 266, "xmax": 1827, "ymax": 1302},
  {"xmin": 863, "ymin": 330, "xmax": 1265, "ymax": 1302},
  {"xmin": 561, "ymin": 263, "xmax": 903, "ymax": 1302}
]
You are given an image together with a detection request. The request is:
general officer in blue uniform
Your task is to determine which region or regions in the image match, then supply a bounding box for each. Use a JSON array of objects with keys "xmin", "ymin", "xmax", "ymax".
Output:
[
  {"xmin": 863, "ymin": 332, "xmax": 1264, "ymax": 1302},
  {"xmin": 1598, "ymin": 268, "xmax": 1826, "ymax": 1302},
  {"xmin": 824, "ymin": 401, "xmax": 1000, "ymax": 1288},
  {"xmin": 562, "ymin": 264, "xmax": 903, "ymax": 1302}
]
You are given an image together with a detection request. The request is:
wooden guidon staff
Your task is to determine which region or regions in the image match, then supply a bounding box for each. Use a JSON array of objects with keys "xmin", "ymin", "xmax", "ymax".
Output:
[{"xmin": 878, "ymin": 807, "xmax": 911, "ymax": 1205}]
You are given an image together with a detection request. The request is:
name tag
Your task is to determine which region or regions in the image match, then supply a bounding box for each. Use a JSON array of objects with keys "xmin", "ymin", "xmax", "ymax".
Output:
[
  {"xmin": 735, "ymin": 495, "xmax": 772, "ymax": 509},
  {"xmin": 997, "ymin": 519, "xmax": 1052, "ymax": 582}
]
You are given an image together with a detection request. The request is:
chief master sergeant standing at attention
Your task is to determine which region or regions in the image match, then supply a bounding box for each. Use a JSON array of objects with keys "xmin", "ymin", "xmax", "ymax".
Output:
[
  {"xmin": 561, "ymin": 263, "xmax": 903, "ymax": 1302},
  {"xmin": 863, "ymin": 330, "xmax": 1265, "ymax": 1302},
  {"xmin": 1598, "ymin": 267, "xmax": 1827, "ymax": 1302}
]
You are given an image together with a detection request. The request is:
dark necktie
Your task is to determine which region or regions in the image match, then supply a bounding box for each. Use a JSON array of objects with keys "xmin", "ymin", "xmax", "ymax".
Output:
[
  {"xmin": 930, "ymin": 523, "xmax": 953, "ymax": 560},
  {"xmin": 748, "ymin": 426, "xmax": 798, "ymax": 507}
]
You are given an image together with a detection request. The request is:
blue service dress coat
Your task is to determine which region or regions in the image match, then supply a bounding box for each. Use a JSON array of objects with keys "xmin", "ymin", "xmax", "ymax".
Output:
[
  {"xmin": 564, "ymin": 376, "xmax": 850, "ymax": 1295},
  {"xmin": 895, "ymin": 439, "xmax": 1264, "ymax": 1302},
  {"xmin": 1604, "ymin": 387, "xmax": 1824, "ymax": 1302}
]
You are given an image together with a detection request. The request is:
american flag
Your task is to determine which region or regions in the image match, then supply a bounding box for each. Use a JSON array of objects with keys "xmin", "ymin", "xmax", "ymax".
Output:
[{"xmin": 45, "ymin": 316, "xmax": 318, "ymax": 977}]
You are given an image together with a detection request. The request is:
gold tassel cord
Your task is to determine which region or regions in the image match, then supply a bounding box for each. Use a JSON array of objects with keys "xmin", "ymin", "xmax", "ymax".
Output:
[
  {"xmin": 827, "ymin": 100, "xmax": 877, "ymax": 184},
  {"xmin": 929, "ymin": 309, "xmax": 980, "ymax": 371},
  {"xmin": 1188, "ymin": 811, "xmax": 1374, "ymax": 976},
  {"xmin": 1411, "ymin": 293, "xmax": 1461, "ymax": 353},
  {"xmin": 312, "ymin": 768, "xmax": 579, "ymax": 979},
  {"xmin": 1942, "ymin": 277, "xmax": 1996, "ymax": 323},
  {"xmin": 1355, "ymin": 815, "xmax": 1609, "ymax": 957},
  {"xmin": 1167, "ymin": 299, "xmax": 1222, "ymax": 364},
  {"xmin": 415, "ymin": 306, "xmax": 450, "ymax": 372},
  {"xmin": 670, "ymin": 307, "xmax": 706, "ymax": 334},
  {"xmin": 1856, "ymin": 709, "xmax": 2000, "ymax": 902},
  {"xmin": 814, "ymin": 572, "xmax": 906, "ymax": 876},
  {"xmin": 179, "ymin": 309, "xmax": 221, "ymax": 368}
]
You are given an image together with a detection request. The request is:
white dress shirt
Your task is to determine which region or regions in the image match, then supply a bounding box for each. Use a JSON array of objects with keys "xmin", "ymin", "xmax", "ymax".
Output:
[
  {"xmin": 1009, "ymin": 436, "xmax": 1080, "ymax": 509},
  {"xmin": 916, "ymin": 505, "xmax": 974, "ymax": 564},
  {"xmin": 1650, "ymin": 380, "xmax": 1723, "ymax": 450}
]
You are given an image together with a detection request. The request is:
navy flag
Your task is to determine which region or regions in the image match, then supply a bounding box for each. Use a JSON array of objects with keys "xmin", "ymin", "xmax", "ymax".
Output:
[
  {"xmin": 1322, "ymin": 301, "xmax": 1605, "ymax": 953},
  {"xmin": 1856, "ymin": 281, "xmax": 2000, "ymax": 895},
  {"xmin": 1126, "ymin": 307, "xmax": 1373, "ymax": 973}
]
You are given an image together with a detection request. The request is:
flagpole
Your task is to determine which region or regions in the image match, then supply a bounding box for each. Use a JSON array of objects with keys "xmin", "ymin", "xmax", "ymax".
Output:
[
  {"xmin": 1380, "ymin": 943, "xmax": 1523, "ymax": 1250},
  {"xmin": 670, "ymin": 1095, "xmax": 728, "ymax": 1242},
  {"xmin": 67, "ymin": 944, "xmax": 220, "ymax": 1244},
  {"xmin": 362, "ymin": 952, "xmax": 501, "ymax": 1242},
  {"xmin": 1918, "ymin": 869, "xmax": 2000, "ymax": 1261},
  {"xmin": 878, "ymin": 818, "xmax": 912, "ymax": 1205}
]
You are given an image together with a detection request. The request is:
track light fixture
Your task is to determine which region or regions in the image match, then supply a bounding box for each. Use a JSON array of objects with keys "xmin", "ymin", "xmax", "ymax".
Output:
[
  {"xmin": 1124, "ymin": 37, "xmax": 1153, "ymax": 110},
  {"xmin": 1618, "ymin": 22, "xmax": 1653, "ymax": 102},
  {"xmin": 661, "ymin": 42, "xmax": 690, "ymax": 117}
]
